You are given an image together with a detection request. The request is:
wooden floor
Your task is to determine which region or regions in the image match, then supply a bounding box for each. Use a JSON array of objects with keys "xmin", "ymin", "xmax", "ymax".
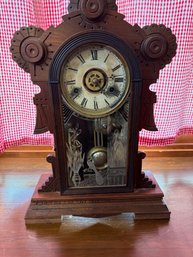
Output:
[{"xmin": 0, "ymin": 156, "xmax": 193, "ymax": 257}]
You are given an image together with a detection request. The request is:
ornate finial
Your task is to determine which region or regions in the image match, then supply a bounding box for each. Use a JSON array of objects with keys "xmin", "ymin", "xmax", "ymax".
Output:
[
  {"xmin": 80, "ymin": 0, "xmax": 105, "ymax": 20},
  {"xmin": 68, "ymin": 0, "xmax": 118, "ymax": 20}
]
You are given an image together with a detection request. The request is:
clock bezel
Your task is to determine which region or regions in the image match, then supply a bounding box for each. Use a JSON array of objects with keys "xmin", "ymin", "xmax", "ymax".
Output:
[
  {"xmin": 49, "ymin": 31, "xmax": 142, "ymax": 194},
  {"xmin": 60, "ymin": 43, "xmax": 131, "ymax": 118}
]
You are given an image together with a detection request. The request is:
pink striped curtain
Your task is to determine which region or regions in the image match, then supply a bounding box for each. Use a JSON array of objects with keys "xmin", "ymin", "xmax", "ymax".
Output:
[{"xmin": 1, "ymin": 0, "xmax": 193, "ymax": 153}]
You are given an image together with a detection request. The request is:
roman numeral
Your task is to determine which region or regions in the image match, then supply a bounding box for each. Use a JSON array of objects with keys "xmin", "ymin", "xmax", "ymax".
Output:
[
  {"xmin": 104, "ymin": 54, "xmax": 109, "ymax": 63},
  {"xmin": 104, "ymin": 99, "xmax": 110, "ymax": 106},
  {"xmin": 115, "ymin": 77, "xmax": 124, "ymax": 83},
  {"xmin": 66, "ymin": 80, "xmax": 76, "ymax": 85},
  {"xmin": 81, "ymin": 97, "xmax": 88, "ymax": 107},
  {"xmin": 94, "ymin": 100, "xmax": 99, "ymax": 110},
  {"xmin": 68, "ymin": 67, "xmax": 78, "ymax": 72},
  {"xmin": 112, "ymin": 64, "xmax": 121, "ymax": 72},
  {"xmin": 91, "ymin": 49, "xmax": 98, "ymax": 60},
  {"xmin": 77, "ymin": 54, "xmax": 85, "ymax": 64}
]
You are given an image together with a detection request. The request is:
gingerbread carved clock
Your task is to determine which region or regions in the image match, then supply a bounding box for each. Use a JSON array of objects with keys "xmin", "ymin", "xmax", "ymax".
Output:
[{"xmin": 10, "ymin": 0, "xmax": 177, "ymax": 223}]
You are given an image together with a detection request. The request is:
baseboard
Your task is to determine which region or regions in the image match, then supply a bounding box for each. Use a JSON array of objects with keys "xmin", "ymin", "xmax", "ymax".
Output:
[
  {"xmin": 1, "ymin": 142, "xmax": 193, "ymax": 158},
  {"xmin": 139, "ymin": 143, "xmax": 193, "ymax": 157},
  {"xmin": 1, "ymin": 145, "xmax": 54, "ymax": 158}
]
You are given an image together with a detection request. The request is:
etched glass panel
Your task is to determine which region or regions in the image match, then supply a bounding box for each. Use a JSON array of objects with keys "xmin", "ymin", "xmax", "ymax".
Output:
[{"xmin": 62, "ymin": 99, "xmax": 130, "ymax": 188}]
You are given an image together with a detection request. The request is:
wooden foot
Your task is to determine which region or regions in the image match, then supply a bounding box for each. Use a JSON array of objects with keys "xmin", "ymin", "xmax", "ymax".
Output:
[{"xmin": 25, "ymin": 171, "xmax": 170, "ymax": 224}]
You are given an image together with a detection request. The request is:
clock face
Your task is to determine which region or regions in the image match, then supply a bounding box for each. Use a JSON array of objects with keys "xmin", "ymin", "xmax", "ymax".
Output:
[{"xmin": 60, "ymin": 43, "xmax": 131, "ymax": 118}]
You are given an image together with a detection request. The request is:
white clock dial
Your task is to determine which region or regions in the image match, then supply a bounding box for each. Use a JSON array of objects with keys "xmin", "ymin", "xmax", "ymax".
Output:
[{"xmin": 60, "ymin": 44, "xmax": 130, "ymax": 118}]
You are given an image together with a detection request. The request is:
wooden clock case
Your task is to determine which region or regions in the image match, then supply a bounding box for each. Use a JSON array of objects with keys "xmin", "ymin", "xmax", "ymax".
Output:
[{"xmin": 10, "ymin": 0, "xmax": 177, "ymax": 223}]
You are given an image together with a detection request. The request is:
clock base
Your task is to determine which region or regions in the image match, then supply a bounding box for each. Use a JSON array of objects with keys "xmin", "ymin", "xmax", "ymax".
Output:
[{"xmin": 25, "ymin": 171, "xmax": 170, "ymax": 224}]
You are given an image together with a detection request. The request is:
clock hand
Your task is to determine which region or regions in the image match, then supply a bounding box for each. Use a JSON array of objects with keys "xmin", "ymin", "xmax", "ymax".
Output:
[{"xmin": 107, "ymin": 75, "xmax": 124, "ymax": 80}]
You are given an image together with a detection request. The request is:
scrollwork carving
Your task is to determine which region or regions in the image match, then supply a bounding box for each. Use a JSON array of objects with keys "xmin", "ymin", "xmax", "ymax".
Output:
[{"xmin": 38, "ymin": 155, "xmax": 60, "ymax": 192}]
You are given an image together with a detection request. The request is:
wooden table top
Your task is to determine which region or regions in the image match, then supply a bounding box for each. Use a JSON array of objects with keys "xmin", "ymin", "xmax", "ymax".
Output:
[{"xmin": 0, "ymin": 156, "xmax": 193, "ymax": 257}]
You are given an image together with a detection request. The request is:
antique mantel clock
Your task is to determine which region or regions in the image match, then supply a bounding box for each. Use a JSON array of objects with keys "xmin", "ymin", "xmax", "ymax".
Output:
[{"xmin": 10, "ymin": 0, "xmax": 177, "ymax": 223}]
